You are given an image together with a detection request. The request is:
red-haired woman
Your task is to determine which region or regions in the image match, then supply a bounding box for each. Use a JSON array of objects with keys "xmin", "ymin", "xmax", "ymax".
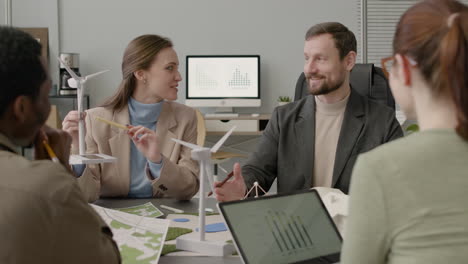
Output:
[{"xmin": 342, "ymin": 0, "xmax": 468, "ymax": 263}]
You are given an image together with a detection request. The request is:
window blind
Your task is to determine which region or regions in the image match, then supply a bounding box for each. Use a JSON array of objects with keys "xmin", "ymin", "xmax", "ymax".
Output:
[
  {"xmin": 359, "ymin": 0, "xmax": 468, "ymax": 123},
  {"xmin": 360, "ymin": 0, "xmax": 468, "ymax": 66}
]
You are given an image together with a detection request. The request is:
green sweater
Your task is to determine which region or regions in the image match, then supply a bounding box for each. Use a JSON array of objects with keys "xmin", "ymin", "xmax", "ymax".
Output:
[{"xmin": 341, "ymin": 129, "xmax": 468, "ymax": 264}]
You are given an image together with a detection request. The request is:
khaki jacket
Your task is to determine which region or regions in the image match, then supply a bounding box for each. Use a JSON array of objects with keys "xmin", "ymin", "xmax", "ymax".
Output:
[
  {"xmin": 0, "ymin": 134, "xmax": 120, "ymax": 263},
  {"xmin": 76, "ymin": 101, "xmax": 199, "ymax": 202}
]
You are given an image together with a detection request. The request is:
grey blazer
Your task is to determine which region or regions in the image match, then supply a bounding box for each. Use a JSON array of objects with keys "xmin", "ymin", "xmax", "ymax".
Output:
[{"xmin": 243, "ymin": 88, "xmax": 403, "ymax": 194}]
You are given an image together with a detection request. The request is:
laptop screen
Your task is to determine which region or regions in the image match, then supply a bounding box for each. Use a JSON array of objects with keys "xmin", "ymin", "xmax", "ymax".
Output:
[{"xmin": 219, "ymin": 190, "xmax": 342, "ymax": 264}]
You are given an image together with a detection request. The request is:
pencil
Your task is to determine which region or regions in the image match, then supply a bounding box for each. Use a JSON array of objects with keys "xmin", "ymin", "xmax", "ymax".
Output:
[
  {"xmin": 42, "ymin": 140, "xmax": 60, "ymax": 163},
  {"xmin": 95, "ymin": 116, "xmax": 128, "ymax": 130},
  {"xmin": 160, "ymin": 205, "xmax": 184, "ymax": 214},
  {"xmin": 208, "ymin": 171, "xmax": 234, "ymax": 197}
]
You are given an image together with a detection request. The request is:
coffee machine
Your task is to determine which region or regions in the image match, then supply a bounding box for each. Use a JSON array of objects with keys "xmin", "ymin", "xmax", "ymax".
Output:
[{"xmin": 59, "ymin": 53, "xmax": 80, "ymax": 95}]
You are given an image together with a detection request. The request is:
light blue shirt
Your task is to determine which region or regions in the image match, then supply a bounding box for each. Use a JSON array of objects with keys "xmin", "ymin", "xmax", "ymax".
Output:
[
  {"xmin": 127, "ymin": 97, "xmax": 164, "ymax": 198},
  {"xmin": 73, "ymin": 98, "xmax": 164, "ymax": 198}
]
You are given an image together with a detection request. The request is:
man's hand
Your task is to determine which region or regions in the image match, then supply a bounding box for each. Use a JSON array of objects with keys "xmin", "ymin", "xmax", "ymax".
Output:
[
  {"xmin": 62, "ymin": 110, "xmax": 86, "ymax": 150},
  {"xmin": 127, "ymin": 125, "xmax": 162, "ymax": 163},
  {"xmin": 34, "ymin": 125, "xmax": 72, "ymax": 172},
  {"xmin": 214, "ymin": 163, "xmax": 246, "ymax": 202}
]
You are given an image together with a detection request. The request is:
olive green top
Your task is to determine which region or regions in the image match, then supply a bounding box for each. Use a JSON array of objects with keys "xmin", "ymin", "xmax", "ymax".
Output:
[{"xmin": 341, "ymin": 129, "xmax": 468, "ymax": 264}]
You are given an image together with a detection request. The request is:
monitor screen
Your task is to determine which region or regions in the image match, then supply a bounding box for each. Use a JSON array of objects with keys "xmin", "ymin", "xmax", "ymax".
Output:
[
  {"xmin": 219, "ymin": 190, "xmax": 342, "ymax": 264},
  {"xmin": 185, "ymin": 55, "xmax": 260, "ymax": 107}
]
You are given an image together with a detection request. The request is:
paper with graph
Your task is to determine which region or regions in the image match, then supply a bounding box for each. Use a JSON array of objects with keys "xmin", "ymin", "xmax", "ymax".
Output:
[{"xmin": 92, "ymin": 205, "xmax": 170, "ymax": 264}]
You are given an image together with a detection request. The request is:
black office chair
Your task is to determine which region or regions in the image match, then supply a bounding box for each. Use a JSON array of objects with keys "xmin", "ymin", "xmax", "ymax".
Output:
[{"xmin": 293, "ymin": 63, "xmax": 396, "ymax": 109}]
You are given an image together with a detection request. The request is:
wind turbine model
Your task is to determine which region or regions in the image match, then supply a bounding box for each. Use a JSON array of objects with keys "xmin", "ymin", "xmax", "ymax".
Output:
[
  {"xmin": 58, "ymin": 57, "xmax": 116, "ymax": 165},
  {"xmin": 172, "ymin": 126, "xmax": 236, "ymax": 256}
]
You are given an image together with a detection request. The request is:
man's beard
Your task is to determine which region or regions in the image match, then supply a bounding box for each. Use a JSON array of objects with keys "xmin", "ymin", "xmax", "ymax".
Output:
[{"xmin": 306, "ymin": 72, "xmax": 345, "ymax": 96}]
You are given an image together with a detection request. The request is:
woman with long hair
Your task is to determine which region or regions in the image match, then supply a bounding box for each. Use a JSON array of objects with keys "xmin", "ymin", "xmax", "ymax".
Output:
[
  {"xmin": 63, "ymin": 35, "xmax": 199, "ymax": 202},
  {"xmin": 341, "ymin": 0, "xmax": 468, "ymax": 263}
]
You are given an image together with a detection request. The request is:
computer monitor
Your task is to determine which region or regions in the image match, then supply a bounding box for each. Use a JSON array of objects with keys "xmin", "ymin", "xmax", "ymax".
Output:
[{"xmin": 185, "ymin": 55, "xmax": 261, "ymax": 111}]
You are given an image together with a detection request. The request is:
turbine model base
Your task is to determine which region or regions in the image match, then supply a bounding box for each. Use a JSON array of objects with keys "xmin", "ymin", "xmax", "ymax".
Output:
[
  {"xmin": 69, "ymin": 153, "xmax": 117, "ymax": 165},
  {"xmin": 176, "ymin": 236, "xmax": 235, "ymax": 256}
]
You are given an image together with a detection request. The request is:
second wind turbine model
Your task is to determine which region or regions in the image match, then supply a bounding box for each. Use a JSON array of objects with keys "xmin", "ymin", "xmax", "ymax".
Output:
[{"xmin": 171, "ymin": 126, "xmax": 237, "ymax": 256}]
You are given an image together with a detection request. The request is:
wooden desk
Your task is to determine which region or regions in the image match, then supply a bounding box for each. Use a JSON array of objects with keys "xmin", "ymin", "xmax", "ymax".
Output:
[
  {"xmin": 95, "ymin": 198, "xmax": 241, "ymax": 264},
  {"xmin": 204, "ymin": 114, "xmax": 270, "ymax": 136}
]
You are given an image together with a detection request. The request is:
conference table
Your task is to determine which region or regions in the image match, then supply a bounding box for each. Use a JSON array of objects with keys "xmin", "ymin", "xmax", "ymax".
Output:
[{"xmin": 95, "ymin": 197, "xmax": 242, "ymax": 264}]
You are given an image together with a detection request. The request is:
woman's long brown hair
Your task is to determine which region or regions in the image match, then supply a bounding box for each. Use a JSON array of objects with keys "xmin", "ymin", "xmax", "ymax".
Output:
[{"xmin": 101, "ymin": 34, "xmax": 173, "ymax": 112}]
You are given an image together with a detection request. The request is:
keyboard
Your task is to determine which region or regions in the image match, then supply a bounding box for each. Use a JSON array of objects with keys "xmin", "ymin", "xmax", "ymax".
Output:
[{"xmin": 204, "ymin": 113, "xmax": 239, "ymax": 118}]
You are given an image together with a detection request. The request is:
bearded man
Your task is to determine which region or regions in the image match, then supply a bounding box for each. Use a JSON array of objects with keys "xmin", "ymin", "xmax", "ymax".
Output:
[{"xmin": 215, "ymin": 22, "xmax": 403, "ymax": 201}]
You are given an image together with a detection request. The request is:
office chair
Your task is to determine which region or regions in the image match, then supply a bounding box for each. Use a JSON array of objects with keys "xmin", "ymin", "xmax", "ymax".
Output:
[{"xmin": 293, "ymin": 63, "xmax": 396, "ymax": 109}]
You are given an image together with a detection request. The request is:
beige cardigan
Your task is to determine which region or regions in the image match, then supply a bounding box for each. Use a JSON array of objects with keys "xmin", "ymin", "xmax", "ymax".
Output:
[{"xmin": 76, "ymin": 101, "xmax": 199, "ymax": 202}]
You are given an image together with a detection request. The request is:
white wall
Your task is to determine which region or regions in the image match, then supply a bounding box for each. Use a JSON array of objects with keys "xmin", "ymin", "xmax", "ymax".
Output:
[
  {"xmin": 0, "ymin": 0, "xmax": 5, "ymax": 24},
  {"xmin": 8, "ymin": 0, "xmax": 60, "ymax": 88},
  {"xmin": 58, "ymin": 0, "xmax": 359, "ymax": 113},
  {"xmin": 7, "ymin": 0, "xmax": 359, "ymax": 114}
]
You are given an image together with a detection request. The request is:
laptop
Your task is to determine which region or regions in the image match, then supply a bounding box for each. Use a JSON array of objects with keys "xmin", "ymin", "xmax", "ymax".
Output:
[{"xmin": 218, "ymin": 189, "xmax": 342, "ymax": 264}]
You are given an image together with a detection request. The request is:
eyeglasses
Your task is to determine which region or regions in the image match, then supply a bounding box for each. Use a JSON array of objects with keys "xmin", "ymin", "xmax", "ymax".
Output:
[
  {"xmin": 381, "ymin": 56, "xmax": 394, "ymax": 78},
  {"xmin": 381, "ymin": 55, "xmax": 418, "ymax": 78}
]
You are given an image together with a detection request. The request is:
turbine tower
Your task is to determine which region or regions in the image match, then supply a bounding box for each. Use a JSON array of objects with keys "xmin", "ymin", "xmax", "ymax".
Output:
[{"xmin": 171, "ymin": 126, "xmax": 236, "ymax": 256}]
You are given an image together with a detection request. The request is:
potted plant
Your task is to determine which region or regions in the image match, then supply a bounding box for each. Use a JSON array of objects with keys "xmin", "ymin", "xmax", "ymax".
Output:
[
  {"xmin": 277, "ymin": 96, "xmax": 291, "ymax": 106},
  {"xmin": 405, "ymin": 123, "xmax": 419, "ymax": 135}
]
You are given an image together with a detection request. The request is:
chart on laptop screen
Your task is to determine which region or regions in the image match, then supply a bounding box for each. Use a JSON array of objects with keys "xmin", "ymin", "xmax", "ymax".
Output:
[
  {"xmin": 265, "ymin": 210, "xmax": 315, "ymax": 255},
  {"xmin": 220, "ymin": 191, "xmax": 341, "ymax": 264}
]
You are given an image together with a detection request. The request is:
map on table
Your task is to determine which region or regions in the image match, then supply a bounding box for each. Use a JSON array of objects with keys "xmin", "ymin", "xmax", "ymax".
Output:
[
  {"xmin": 114, "ymin": 202, "xmax": 164, "ymax": 218},
  {"xmin": 92, "ymin": 205, "xmax": 170, "ymax": 264}
]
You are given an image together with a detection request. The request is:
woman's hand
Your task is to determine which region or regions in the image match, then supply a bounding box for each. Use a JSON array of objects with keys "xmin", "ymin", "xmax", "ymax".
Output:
[
  {"xmin": 62, "ymin": 110, "xmax": 86, "ymax": 149},
  {"xmin": 127, "ymin": 125, "xmax": 162, "ymax": 163}
]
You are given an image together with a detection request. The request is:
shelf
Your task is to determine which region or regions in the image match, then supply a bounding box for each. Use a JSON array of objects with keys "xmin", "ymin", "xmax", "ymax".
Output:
[
  {"xmin": 48, "ymin": 95, "xmax": 90, "ymax": 124},
  {"xmin": 204, "ymin": 114, "xmax": 270, "ymax": 135}
]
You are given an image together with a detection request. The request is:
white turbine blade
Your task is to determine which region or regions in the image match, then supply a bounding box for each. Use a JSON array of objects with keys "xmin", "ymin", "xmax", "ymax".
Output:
[
  {"xmin": 210, "ymin": 126, "xmax": 236, "ymax": 153},
  {"xmin": 57, "ymin": 57, "xmax": 82, "ymax": 81},
  {"xmin": 171, "ymin": 138, "xmax": 201, "ymax": 150},
  {"xmin": 85, "ymin": 70, "xmax": 109, "ymax": 81}
]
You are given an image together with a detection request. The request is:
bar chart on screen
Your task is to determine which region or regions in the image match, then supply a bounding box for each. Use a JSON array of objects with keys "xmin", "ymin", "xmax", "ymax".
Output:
[{"xmin": 265, "ymin": 210, "xmax": 315, "ymax": 256}]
